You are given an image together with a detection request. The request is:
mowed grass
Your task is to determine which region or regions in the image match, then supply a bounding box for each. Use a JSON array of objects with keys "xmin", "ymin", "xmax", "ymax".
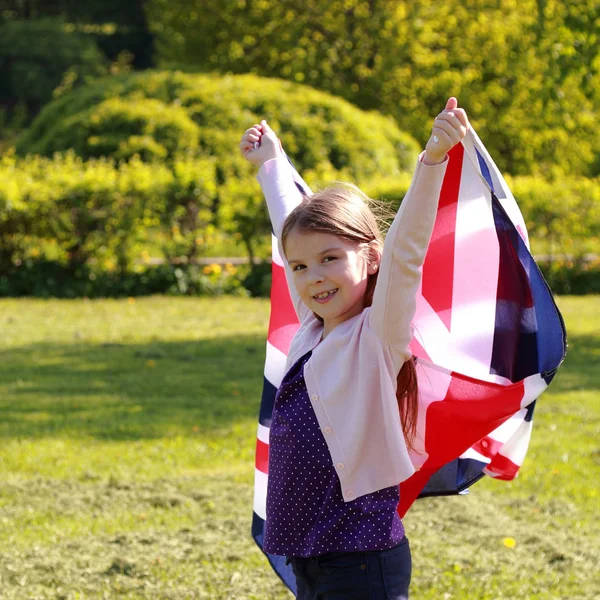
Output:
[{"xmin": 0, "ymin": 296, "xmax": 598, "ymax": 600}]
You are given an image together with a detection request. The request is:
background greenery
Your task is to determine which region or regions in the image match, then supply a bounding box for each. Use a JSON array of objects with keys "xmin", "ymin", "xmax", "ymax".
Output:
[
  {"xmin": 0, "ymin": 0, "xmax": 598, "ymax": 296},
  {"xmin": 147, "ymin": 0, "xmax": 600, "ymax": 178},
  {"xmin": 0, "ymin": 4, "xmax": 596, "ymax": 599},
  {"xmin": 0, "ymin": 296, "xmax": 597, "ymax": 599}
]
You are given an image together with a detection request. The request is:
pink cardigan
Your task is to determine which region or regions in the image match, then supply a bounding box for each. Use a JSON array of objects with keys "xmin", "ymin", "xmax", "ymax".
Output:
[{"xmin": 257, "ymin": 154, "xmax": 448, "ymax": 502}]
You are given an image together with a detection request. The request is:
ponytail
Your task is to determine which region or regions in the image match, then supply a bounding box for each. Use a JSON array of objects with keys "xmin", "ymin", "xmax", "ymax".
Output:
[{"xmin": 396, "ymin": 358, "xmax": 418, "ymax": 451}]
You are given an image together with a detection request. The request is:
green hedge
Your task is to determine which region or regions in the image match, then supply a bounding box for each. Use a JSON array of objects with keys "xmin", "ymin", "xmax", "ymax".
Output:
[
  {"xmin": 0, "ymin": 151, "xmax": 217, "ymax": 273},
  {"xmin": 1, "ymin": 148, "xmax": 597, "ymax": 297}
]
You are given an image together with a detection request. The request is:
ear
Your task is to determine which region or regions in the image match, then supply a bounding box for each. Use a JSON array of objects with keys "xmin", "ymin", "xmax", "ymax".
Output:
[{"xmin": 366, "ymin": 240, "xmax": 382, "ymax": 275}]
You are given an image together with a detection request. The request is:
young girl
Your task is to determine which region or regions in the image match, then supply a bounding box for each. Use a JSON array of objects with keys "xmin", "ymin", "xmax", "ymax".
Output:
[{"xmin": 240, "ymin": 98, "xmax": 469, "ymax": 600}]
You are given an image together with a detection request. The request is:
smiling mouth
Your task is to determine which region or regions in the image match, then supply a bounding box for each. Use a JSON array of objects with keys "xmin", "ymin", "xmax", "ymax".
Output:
[{"xmin": 313, "ymin": 289, "xmax": 338, "ymax": 302}]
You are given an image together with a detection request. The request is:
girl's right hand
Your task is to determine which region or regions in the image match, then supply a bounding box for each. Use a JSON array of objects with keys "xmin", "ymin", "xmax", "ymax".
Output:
[{"xmin": 239, "ymin": 119, "xmax": 283, "ymax": 166}]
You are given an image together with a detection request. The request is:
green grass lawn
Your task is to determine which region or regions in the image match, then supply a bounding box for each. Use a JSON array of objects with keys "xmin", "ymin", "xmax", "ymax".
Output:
[{"xmin": 0, "ymin": 296, "xmax": 598, "ymax": 600}]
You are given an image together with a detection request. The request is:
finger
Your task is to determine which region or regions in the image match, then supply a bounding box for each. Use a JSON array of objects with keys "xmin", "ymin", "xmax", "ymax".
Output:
[
  {"xmin": 261, "ymin": 119, "xmax": 275, "ymax": 136},
  {"xmin": 452, "ymin": 108, "xmax": 469, "ymax": 129},
  {"xmin": 240, "ymin": 140, "xmax": 254, "ymax": 152},
  {"xmin": 445, "ymin": 97, "xmax": 458, "ymax": 111},
  {"xmin": 245, "ymin": 133, "xmax": 260, "ymax": 142},
  {"xmin": 432, "ymin": 119, "xmax": 460, "ymax": 141},
  {"xmin": 435, "ymin": 112, "xmax": 464, "ymax": 133}
]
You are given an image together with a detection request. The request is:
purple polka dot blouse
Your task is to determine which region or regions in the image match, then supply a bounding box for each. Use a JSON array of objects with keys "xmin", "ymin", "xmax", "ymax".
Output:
[{"xmin": 263, "ymin": 350, "xmax": 405, "ymax": 557}]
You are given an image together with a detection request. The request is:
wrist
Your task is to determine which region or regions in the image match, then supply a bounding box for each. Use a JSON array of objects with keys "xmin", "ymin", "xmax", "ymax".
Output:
[{"xmin": 421, "ymin": 150, "xmax": 447, "ymax": 166}]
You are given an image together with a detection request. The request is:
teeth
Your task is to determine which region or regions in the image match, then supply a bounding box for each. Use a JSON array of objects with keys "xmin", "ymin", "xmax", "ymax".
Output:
[{"xmin": 314, "ymin": 289, "xmax": 337, "ymax": 299}]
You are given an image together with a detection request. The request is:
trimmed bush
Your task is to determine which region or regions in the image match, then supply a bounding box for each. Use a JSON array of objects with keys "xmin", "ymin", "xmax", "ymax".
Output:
[{"xmin": 17, "ymin": 70, "xmax": 420, "ymax": 182}]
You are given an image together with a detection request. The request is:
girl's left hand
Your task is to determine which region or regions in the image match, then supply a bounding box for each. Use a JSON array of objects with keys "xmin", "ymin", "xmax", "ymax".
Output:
[{"xmin": 423, "ymin": 97, "xmax": 469, "ymax": 165}]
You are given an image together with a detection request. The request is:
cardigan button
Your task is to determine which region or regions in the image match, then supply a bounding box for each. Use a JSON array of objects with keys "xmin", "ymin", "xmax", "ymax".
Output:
[
  {"xmin": 323, "ymin": 426, "xmax": 332, "ymax": 434},
  {"xmin": 311, "ymin": 393, "xmax": 319, "ymax": 402},
  {"xmin": 345, "ymin": 489, "xmax": 354, "ymax": 498},
  {"xmin": 336, "ymin": 462, "xmax": 345, "ymax": 470}
]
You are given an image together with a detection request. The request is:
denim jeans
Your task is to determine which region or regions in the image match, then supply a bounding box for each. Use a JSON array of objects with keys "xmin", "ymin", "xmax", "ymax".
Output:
[{"xmin": 288, "ymin": 536, "xmax": 411, "ymax": 600}]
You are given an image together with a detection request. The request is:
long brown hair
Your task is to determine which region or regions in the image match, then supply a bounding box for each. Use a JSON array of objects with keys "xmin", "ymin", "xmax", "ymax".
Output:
[{"xmin": 281, "ymin": 182, "xmax": 419, "ymax": 449}]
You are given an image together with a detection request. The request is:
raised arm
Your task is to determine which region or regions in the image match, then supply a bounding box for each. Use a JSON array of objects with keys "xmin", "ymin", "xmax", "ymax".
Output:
[
  {"xmin": 240, "ymin": 121, "xmax": 311, "ymax": 320},
  {"xmin": 369, "ymin": 98, "xmax": 469, "ymax": 359}
]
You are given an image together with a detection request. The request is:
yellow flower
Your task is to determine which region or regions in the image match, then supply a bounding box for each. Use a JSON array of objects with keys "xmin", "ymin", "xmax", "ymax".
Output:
[
  {"xmin": 203, "ymin": 263, "xmax": 222, "ymax": 275},
  {"xmin": 503, "ymin": 537, "xmax": 516, "ymax": 548},
  {"xmin": 225, "ymin": 262, "xmax": 237, "ymax": 275},
  {"xmin": 127, "ymin": 297, "xmax": 136, "ymax": 304},
  {"xmin": 146, "ymin": 359, "xmax": 155, "ymax": 368}
]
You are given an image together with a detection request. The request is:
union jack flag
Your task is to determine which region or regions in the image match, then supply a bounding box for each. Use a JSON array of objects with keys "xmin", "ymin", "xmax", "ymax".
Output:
[{"xmin": 251, "ymin": 129, "xmax": 567, "ymax": 594}]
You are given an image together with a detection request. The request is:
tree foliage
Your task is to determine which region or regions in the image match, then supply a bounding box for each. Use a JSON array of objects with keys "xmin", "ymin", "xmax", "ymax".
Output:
[
  {"xmin": 0, "ymin": 18, "xmax": 107, "ymax": 112},
  {"xmin": 146, "ymin": 0, "xmax": 600, "ymax": 177},
  {"xmin": 0, "ymin": 0, "xmax": 154, "ymax": 68}
]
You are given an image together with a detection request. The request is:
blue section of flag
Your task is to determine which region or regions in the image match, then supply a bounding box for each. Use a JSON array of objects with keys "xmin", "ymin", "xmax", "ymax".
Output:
[
  {"xmin": 419, "ymin": 457, "xmax": 487, "ymax": 497},
  {"xmin": 252, "ymin": 514, "xmax": 297, "ymax": 594},
  {"xmin": 259, "ymin": 377, "xmax": 277, "ymax": 428},
  {"xmin": 476, "ymin": 148, "xmax": 495, "ymax": 192},
  {"xmin": 489, "ymin": 191, "xmax": 566, "ymax": 383}
]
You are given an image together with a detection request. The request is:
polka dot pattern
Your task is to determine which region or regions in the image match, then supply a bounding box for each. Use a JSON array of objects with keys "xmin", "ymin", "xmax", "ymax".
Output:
[{"xmin": 263, "ymin": 350, "xmax": 405, "ymax": 557}]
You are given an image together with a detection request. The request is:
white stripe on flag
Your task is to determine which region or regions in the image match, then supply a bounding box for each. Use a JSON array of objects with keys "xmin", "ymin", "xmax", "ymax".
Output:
[
  {"xmin": 265, "ymin": 341, "xmax": 287, "ymax": 389},
  {"xmin": 253, "ymin": 468, "xmax": 268, "ymax": 521},
  {"xmin": 497, "ymin": 419, "xmax": 533, "ymax": 466},
  {"xmin": 460, "ymin": 447, "xmax": 491, "ymax": 464},
  {"xmin": 452, "ymin": 158, "xmax": 499, "ymax": 377},
  {"xmin": 487, "ymin": 409, "xmax": 528, "ymax": 443},
  {"xmin": 257, "ymin": 423, "xmax": 270, "ymax": 445},
  {"xmin": 272, "ymin": 234, "xmax": 284, "ymax": 267},
  {"xmin": 522, "ymin": 374, "xmax": 548, "ymax": 408}
]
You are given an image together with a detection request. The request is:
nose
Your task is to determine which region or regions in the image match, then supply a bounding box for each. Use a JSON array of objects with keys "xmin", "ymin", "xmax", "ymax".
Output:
[{"xmin": 307, "ymin": 265, "xmax": 325, "ymax": 285}]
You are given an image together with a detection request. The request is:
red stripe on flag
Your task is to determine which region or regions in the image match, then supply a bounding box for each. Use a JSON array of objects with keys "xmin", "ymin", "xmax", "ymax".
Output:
[
  {"xmin": 422, "ymin": 372, "xmax": 525, "ymax": 470},
  {"xmin": 486, "ymin": 453, "xmax": 520, "ymax": 480},
  {"xmin": 268, "ymin": 263, "xmax": 300, "ymax": 354},
  {"xmin": 421, "ymin": 143, "xmax": 464, "ymax": 331},
  {"xmin": 398, "ymin": 468, "xmax": 435, "ymax": 518},
  {"xmin": 255, "ymin": 438, "xmax": 269, "ymax": 474}
]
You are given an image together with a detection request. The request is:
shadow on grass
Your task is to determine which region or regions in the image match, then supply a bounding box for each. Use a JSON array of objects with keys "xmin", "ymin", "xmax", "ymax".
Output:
[
  {"xmin": 0, "ymin": 334, "xmax": 267, "ymax": 441},
  {"xmin": 550, "ymin": 332, "xmax": 599, "ymax": 393},
  {"xmin": 0, "ymin": 330, "xmax": 595, "ymax": 442}
]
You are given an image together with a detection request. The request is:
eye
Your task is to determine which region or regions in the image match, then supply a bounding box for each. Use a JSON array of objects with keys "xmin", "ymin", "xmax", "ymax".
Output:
[
  {"xmin": 292, "ymin": 264, "xmax": 306, "ymax": 272},
  {"xmin": 322, "ymin": 256, "xmax": 336, "ymax": 263}
]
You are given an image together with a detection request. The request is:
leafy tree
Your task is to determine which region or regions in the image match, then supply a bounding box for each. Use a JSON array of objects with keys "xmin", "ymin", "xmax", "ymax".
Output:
[
  {"xmin": 146, "ymin": 0, "xmax": 600, "ymax": 177},
  {"xmin": 0, "ymin": 18, "xmax": 107, "ymax": 113},
  {"xmin": 0, "ymin": 0, "xmax": 154, "ymax": 68}
]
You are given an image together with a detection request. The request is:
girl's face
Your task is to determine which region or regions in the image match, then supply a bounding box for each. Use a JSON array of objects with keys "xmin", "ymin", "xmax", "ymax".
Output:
[{"xmin": 284, "ymin": 229, "xmax": 379, "ymax": 337}]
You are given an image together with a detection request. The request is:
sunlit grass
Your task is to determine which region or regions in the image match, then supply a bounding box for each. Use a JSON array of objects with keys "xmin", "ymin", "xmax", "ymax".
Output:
[{"xmin": 0, "ymin": 296, "xmax": 598, "ymax": 599}]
